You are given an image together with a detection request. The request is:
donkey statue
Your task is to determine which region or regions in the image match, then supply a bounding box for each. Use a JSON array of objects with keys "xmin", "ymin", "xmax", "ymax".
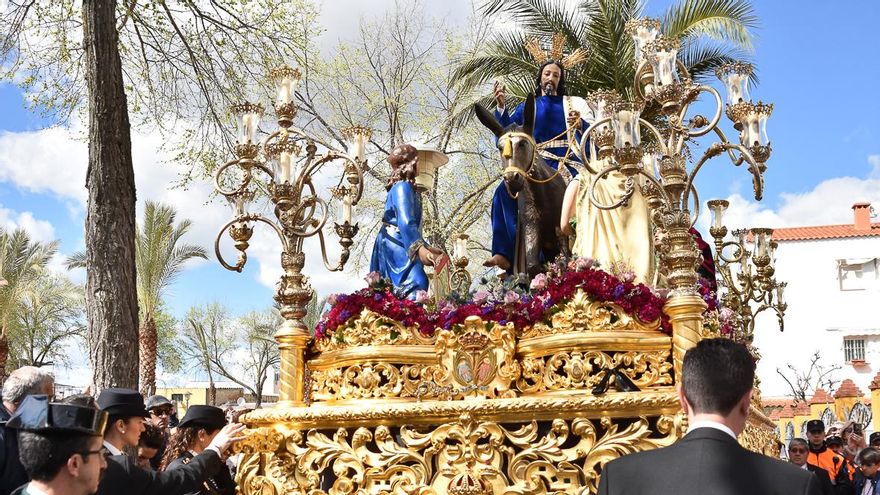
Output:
[{"xmin": 475, "ymin": 94, "xmax": 569, "ymax": 278}]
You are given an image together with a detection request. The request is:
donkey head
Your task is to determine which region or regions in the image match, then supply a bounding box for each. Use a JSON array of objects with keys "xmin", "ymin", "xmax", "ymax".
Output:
[{"xmin": 474, "ymin": 94, "xmax": 536, "ymax": 196}]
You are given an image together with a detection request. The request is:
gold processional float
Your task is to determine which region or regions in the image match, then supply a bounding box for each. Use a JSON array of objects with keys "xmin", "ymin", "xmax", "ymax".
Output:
[{"xmin": 212, "ymin": 19, "xmax": 785, "ymax": 495}]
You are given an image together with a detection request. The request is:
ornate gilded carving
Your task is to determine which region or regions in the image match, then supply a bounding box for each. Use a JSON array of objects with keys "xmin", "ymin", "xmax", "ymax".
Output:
[
  {"xmin": 517, "ymin": 350, "xmax": 673, "ymax": 394},
  {"xmin": 523, "ymin": 290, "xmax": 660, "ymax": 338},
  {"xmin": 235, "ymin": 412, "xmax": 684, "ymax": 495},
  {"xmin": 314, "ymin": 309, "xmax": 434, "ymax": 353}
]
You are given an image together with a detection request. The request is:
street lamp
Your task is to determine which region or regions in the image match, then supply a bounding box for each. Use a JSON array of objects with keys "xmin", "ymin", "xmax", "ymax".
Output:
[{"xmin": 214, "ymin": 65, "xmax": 370, "ymax": 406}]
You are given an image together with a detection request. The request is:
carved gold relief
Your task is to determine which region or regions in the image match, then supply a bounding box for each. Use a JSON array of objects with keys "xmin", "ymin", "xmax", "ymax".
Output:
[
  {"xmin": 314, "ymin": 308, "xmax": 434, "ymax": 353},
  {"xmin": 517, "ymin": 350, "xmax": 673, "ymax": 394},
  {"xmin": 523, "ymin": 290, "xmax": 660, "ymax": 339},
  {"xmin": 235, "ymin": 412, "xmax": 684, "ymax": 495}
]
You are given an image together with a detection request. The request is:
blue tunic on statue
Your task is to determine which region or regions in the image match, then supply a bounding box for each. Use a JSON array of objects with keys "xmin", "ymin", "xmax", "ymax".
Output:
[
  {"xmin": 491, "ymin": 95, "xmax": 587, "ymax": 266},
  {"xmin": 370, "ymin": 181, "xmax": 429, "ymax": 299}
]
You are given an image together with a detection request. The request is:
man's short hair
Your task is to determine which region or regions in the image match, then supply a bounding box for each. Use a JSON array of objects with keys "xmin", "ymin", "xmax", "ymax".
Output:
[
  {"xmin": 140, "ymin": 422, "xmax": 165, "ymax": 449},
  {"xmin": 2, "ymin": 366, "xmax": 53, "ymax": 406},
  {"xmin": 859, "ymin": 447, "xmax": 880, "ymax": 466},
  {"xmin": 17, "ymin": 431, "xmax": 95, "ymax": 482},
  {"xmin": 681, "ymin": 338, "xmax": 755, "ymax": 415},
  {"xmin": 788, "ymin": 438, "xmax": 809, "ymax": 450}
]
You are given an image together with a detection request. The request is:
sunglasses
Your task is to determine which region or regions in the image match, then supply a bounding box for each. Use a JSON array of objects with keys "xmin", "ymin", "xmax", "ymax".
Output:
[
  {"xmin": 789, "ymin": 448, "xmax": 808, "ymax": 454},
  {"xmin": 150, "ymin": 408, "xmax": 173, "ymax": 417}
]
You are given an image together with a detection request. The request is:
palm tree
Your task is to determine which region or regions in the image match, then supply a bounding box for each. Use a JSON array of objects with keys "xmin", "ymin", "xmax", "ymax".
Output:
[
  {"xmin": 0, "ymin": 228, "xmax": 58, "ymax": 378},
  {"xmin": 453, "ymin": 0, "xmax": 758, "ymax": 111},
  {"xmin": 69, "ymin": 201, "xmax": 207, "ymax": 395}
]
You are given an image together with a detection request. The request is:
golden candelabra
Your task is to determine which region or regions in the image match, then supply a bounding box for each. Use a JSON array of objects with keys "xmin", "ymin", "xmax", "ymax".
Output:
[
  {"xmin": 450, "ymin": 233, "xmax": 472, "ymax": 296},
  {"xmin": 706, "ymin": 199, "xmax": 787, "ymax": 343},
  {"xmin": 213, "ymin": 65, "xmax": 371, "ymax": 406},
  {"xmin": 579, "ymin": 19, "xmax": 773, "ymax": 373}
]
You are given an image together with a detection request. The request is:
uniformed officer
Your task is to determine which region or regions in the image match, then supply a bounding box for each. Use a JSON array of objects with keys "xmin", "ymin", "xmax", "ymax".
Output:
[
  {"xmin": 162, "ymin": 405, "xmax": 235, "ymax": 495},
  {"xmin": 5, "ymin": 395, "xmax": 108, "ymax": 495},
  {"xmin": 95, "ymin": 388, "xmax": 245, "ymax": 495}
]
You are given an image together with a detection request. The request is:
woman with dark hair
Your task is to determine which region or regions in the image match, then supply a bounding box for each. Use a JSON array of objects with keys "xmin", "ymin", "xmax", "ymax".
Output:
[{"xmin": 162, "ymin": 405, "xmax": 235, "ymax": 495}]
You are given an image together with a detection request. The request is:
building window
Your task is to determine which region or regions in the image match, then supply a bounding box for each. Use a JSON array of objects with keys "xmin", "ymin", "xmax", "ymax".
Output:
[
  {"xmin": 171, "ymin": 393, "xmax": 184, "ymax": 402},
  {"xmin": 844, "ymin": 338, "xmax": 866, "ymax": 362},
  {"xmin": 838, "ymin": 258, "xmax": 879, "ymax": 291}
]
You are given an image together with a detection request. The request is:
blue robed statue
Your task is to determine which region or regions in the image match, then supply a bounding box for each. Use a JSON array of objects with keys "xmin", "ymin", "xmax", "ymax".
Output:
[
  {"xmin": 485, "ymin": 60, "xmax": 590, "ymax": 271},
  {"xmin": 370, "ymin": 144, "xmax": 443, "ymax": 299}
]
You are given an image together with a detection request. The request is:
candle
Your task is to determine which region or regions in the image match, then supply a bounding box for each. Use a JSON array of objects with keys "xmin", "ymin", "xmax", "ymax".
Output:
[
  {"xmin": 342, "ymin": 194, "xmax": 352, "ymax": 223},
  {"xmin": 278, "ymin": 81, "xmax": 291, "ymax": 105},
  {"xmin": 279, "ymin": 149, "xmax": 292, "ymax": 183},
  {"xmin": 454, "ymin": 234, "xmax": 469, "ymax": 260}
]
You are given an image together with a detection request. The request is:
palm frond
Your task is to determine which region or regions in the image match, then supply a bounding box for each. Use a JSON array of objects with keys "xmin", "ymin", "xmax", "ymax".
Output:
[{"xmin": 662, "ymin": 0, "xmax": 758, "ymax": 51}]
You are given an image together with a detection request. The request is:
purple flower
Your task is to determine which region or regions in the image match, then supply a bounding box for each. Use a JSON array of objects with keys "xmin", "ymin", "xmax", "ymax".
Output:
[
  {"xmin": 530, "ymin": 273, "xmax": 548, "ymax": 290},
  {"xmin": 365, "ymin": 271, "xmax": 381, "ymax": 286},
  {"xmin": 414, "ymin": 290, "xmax": 429, "ymax": 304},
  {"xmin": 473, "ymin": 290, "xmax": 490, "ymax": 304},
  {"xmin": 613, "ymin": 284, "xmax": 625, "ymax": 298},
  {"xmin": 503, "ymin": 290, "xmax": 519, "ymax": 304}
]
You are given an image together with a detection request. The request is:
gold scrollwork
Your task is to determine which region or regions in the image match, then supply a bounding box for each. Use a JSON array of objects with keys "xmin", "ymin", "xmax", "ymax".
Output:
[
  {"xmin": 517, "ymin": 350, "xmax": 673, "ymax": 394},
  {"xmin": 523, "ymin": 290, "xmax": 660, "ymax": 338},
  {"xmin": 236, "ymin": 413, "xmax": 683, "ymax": 495},
  {"xmin": 314, "ymin": 309, "xmax": 434, "ymax": 353}
]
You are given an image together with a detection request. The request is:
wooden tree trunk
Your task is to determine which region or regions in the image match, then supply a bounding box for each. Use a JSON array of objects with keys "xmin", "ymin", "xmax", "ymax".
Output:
[
  {"xmin": 82, "ymin": 0, "xmax": 139, "ymax": 391},
  {"xmin": 0, "ymin": 333, "xmax": 8, "ymax": 382},
  {"xmin": 139, "ymin": 316, "xmax": 158, "ymax": 397}
]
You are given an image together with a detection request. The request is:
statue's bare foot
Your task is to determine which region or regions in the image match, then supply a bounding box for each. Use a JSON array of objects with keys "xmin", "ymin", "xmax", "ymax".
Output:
[{"xmin": 483, "ymin": 254, "xmax": 511, "ymax": 271}]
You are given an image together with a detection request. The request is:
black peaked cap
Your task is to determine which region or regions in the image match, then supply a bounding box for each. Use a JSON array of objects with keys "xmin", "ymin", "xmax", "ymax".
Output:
[
  {"xmin": 96, "ymin": 388, "xmax": 148, "ymax": 418},
  {"xmin": 178, "ymin": 405, "xmax": 227, "ymax": 430},
  {"xmin": 6, "ymin": 395, "xmax": 107, "ymax": 435}
]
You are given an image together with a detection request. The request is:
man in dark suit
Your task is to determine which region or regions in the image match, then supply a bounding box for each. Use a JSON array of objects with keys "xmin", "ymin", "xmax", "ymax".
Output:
[
  {"xmin": 789, "ymin": 438, "xmax": 834, "ymax": 495},
  {"xmin": 597, "ymin": 338, "xmax": 822, "ymax": 495}
]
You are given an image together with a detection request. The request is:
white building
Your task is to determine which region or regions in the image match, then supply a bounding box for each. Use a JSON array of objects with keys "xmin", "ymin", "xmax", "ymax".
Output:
[{"xmin": 754, "ymin": 202, "xmax": 880, "ymax": 397}]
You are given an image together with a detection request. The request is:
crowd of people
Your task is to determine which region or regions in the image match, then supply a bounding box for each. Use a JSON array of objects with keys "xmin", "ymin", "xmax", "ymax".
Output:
[
  {"xmin": 785, "ymin": 417, "xmax": 880, "ymax": 495},
  {"xmin": 0, "ymin": 366, "xmax": 246, "ymax": 495}
]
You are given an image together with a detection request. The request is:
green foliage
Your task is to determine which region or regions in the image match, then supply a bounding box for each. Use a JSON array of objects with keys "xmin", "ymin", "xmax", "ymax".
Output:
[
  {"xmin": 453, "ymin": 0, "xmax": 758, "ymax": 108},
  {"xmin": 154, "ymin": 306, "xmax": 183, "ymax": 374},
  {"xmin": 7, "ymin": 273, "xmax": 86, "ymax": 368},
  {"xmin": 0, "ymin": 228, "xmax": 59, "ymax": 338}
]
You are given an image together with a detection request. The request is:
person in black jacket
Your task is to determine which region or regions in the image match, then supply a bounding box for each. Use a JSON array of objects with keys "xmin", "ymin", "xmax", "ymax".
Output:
[
  {"xmin": 597, "ymin": 338, "xmax": 822, "ymax": 495},
  {"xmin": 94, "ymin": 388, "xmax": 245, "ymax": 495},
  {"xmin": 162, "ymin": 406, "xmax": 236, "ymax": 495},
  {"xmin": 0, "ymin": 366, "xmax": 55, "ymax": 495},
  {"xmin": 789, "ymin": 438, "xmax": 834, "ymax": 495},
  {"xmin": 5, "ymin": 395, "xmax": 108, "ymax": 495}
]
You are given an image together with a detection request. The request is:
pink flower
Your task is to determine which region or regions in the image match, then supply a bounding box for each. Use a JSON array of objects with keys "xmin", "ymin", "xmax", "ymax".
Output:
[
  {"xmin": 620, "ymin": 271, "xmax": 636, "ymax": 284},
  {"xmin": 720, "ymin": 307, "xmax": 735, "ymax": 321},
  {"xmin": 572, "ymin": 257, "xmax": 593, "ymax": 271},
  {"xmin": 473, "ymin": 290, "xmax": 490, "ymax": 304},
  {"xmin": 530, "ymin": 273, "xmax": 547, "ymax": 290},
  {"xmin": 414, "ymin": 290, "xmax": 429, "ymax": 303},
  {"xmin": 326, "ymin": 293, "xmax": 338, "ymax": 306},
  {"xmin": 365, "ymin": 271, "xmax": 381, "ymax": 286},
  {"xmin": 503, "ymin": 290, "xmax": 519, "ymax": 304}
]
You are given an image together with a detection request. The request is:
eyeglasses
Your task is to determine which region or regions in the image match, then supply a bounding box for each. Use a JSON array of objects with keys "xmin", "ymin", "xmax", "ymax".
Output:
[
  {"xmin": 80, "ymin": 447, "xmax": 110, "ymax": 458},
  {"xmin": 150, "ymin": 408, "xmax": 172, "ymax": 417},
  {"xmin": 788, "ymin": 448, "xmax": 807, "ymax": 454}
]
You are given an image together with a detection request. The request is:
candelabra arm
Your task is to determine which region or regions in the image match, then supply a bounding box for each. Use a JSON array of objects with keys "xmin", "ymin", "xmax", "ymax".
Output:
[
  {"xmin": 637, "ymin": 118, "xmax": 670, "ymax": 156},
  {"xmin": 576, "ymin": 117, "xmax": 610, "ymax": 175},
  {"xmin": 214, "ymin": 214, "xmax": 288, "ymax": 272},
  {"xmin": 314, "ymin": 223, "xmax": 358, "ymax": 272},
  {"xmin": 676, "ymin": 85, "xmax": 724, "ymax": 139},
  {"xmin": 588, "ymin": 164, "xmax": 635, "ymax": 210},
  {"xmin": 287, "ymin": 194, "xmax": 330, "ymax": 238},
  {"xmin": 681, "ymin": 141, "xmax": 761, "ymax": 210},
  {"xmin": 214, "ymin": 159, "xmax": 273, "ymax": 197},
  {"xmin": 711, "ymin": 126, "xmax": 746, "ymax": 166}
]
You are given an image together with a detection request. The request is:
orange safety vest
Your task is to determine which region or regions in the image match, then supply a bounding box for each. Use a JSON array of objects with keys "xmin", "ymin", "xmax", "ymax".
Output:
[{"xmin": 808, "ymin": 446, "xmax": 842, "ymax": 481}]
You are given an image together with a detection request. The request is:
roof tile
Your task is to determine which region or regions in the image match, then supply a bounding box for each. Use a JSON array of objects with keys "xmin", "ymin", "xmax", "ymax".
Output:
[
  {"xmin": 834, "ymin": 379, "xmax": 864, "ymax": 398},
  {"xmin": 773, "ymin": 222, "xmax": 880, "ymax": 242}
]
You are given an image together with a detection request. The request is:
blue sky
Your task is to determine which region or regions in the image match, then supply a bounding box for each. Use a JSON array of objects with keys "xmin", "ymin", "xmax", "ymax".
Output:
[{"xmin": 1, "ymin": 0, "xmax": 879, "ymax": 384}]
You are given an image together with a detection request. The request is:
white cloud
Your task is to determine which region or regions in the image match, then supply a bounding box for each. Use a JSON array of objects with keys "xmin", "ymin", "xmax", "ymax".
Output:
[
  {"xmin": 0, "ymin": 205, "xmax": 56, "ymax": 243},
  {"xmin": 698, "ymin": 156, "xmax": 880, "ymax": 232}
]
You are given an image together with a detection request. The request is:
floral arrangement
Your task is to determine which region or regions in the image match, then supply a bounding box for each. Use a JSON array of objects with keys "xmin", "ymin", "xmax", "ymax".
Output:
[{"xmin": 316, "ymin": 257, "xmax": 679, "ymax": 341}]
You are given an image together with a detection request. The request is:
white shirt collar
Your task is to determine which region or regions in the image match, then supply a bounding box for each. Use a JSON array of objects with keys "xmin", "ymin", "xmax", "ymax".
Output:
[
  {"xmin": 103, "ymin": 440, "xmax": 123, "ymax": 456},
  {"xmin": 22, "ymin": 483, "xmax": 50, "ymax": 495},
  {"xmin": 800, "ymin": 463, "xmax": 809, "ymax": 470},
  {"xmin": 687, "ymin": 420, "xmax": 737, "ymax": 440}
]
